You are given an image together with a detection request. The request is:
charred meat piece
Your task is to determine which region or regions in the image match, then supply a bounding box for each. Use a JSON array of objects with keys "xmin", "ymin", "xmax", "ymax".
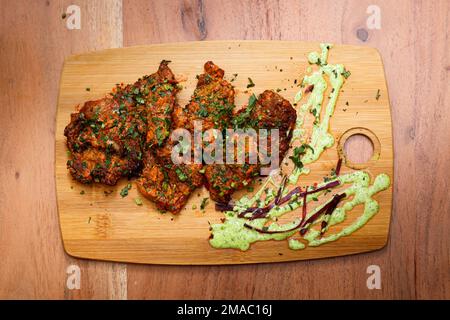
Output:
[
  {"xmin": 137, "ymin": 61, "xmax": 235, "ymax": 213},
  {"xmin": 136, "ymin": 151, "xmax": 203, "ymax": 214},
  {"xmin": 204, "ymin": 90, "xmax": 297, "ymax": 203},
  {"xmin": 143, "ymin": 61, "xmax": 179, "ymax": 147},
  {"xmin": 204, "ymin": 163, "xmax": 260, "ymax": 203},
  {"xmin": 64, "ymin": 61, "xmax": 178, "ymax": 185},
  {"xmin": 173, "ymin": 61, "xmax": 235, "ymax": 132},
  {"xmin": 64, "ymin": 96, "xmax": 145, "ymax": 185},
  {"xmin": 67, "ymin": 148, "xmax": 137, "ymax": 185},
  {"xmin": 136, "ymin": 130, "xmax": 205, "ymax": 214},
  {"xmin": 238, "ymin": 89, "xmax": 297, "ymax": 158}
]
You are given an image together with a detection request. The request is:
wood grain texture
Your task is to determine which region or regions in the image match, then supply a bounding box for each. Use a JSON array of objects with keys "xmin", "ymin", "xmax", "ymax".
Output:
[
  {"xmin": 0, "ymin": 0, "xmax": 126, "ymax": 299},
  {"xmin": 55, "ymin": 41, "xmax": 393, "ymax": 264},
  {"xmin": 123, "ymin": 0, "xmax": 449, "ymax": 299}
]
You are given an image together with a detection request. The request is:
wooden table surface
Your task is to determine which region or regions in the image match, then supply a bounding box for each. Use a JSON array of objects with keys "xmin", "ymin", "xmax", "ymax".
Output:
[{"xmin": 0, "ymin": 0, "xmax": 448, "ymax": 299}]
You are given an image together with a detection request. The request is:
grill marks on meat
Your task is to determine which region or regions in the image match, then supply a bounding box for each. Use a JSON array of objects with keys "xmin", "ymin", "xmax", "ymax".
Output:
[
  {"xmin": 204, "ymin": 90, "xmax": 297, "ymax": 203},
  {"xmin": 64, "ymin": 61, "xmax": 178, "ymax": 185}
]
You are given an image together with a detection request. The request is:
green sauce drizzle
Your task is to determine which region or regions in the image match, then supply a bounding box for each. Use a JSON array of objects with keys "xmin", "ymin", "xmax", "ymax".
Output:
[{"xmin": 209, "ymin": 44, "xmax": 391, "ymax": 251}]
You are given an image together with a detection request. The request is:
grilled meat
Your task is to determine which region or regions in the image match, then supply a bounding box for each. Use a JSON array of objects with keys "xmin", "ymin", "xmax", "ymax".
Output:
[
  {"xmin": 173, "ymin": 61, "xmax": 235, "ymax": 132},
  {"xmin": 204, "ymin": 163, "xmax": 260, "ymax": 203},
  {"xmin": 64, "ymin": 61, "xmax": 178, "ymax": 185},
  {"xmin": 137, "ymin": 61, "xmax": 235, "ymax": 213},
  {"xmin": 143, "ymin": 61, "xmax": 179, "ymax": 147},
  {"xmin": 136, "ymin": 150, "xmax": 203, "ymax": 213},
  {"xmin": 204, "ymin": 90, "xmax": 297, "ymax": 203},
  {"xmin": 243, "ymin": 89, "xmax": 297, "ymax": 158},
  {"xmin": 65, "ymin": 59, "xmax": 297, "ymax": 213}
]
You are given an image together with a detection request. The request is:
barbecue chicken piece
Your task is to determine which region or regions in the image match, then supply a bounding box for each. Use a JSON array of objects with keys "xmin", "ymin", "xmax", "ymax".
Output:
[
  {"xmin": 64, "ymin": 61, "xmax": 178, "ymax": 185},
  {"xmin": 137, "ymin": 61, "xmax": 236, "ymax": 213},
  {"xmin": 204, "ymin": 90, "xmax": 297, "ymax": 203}
]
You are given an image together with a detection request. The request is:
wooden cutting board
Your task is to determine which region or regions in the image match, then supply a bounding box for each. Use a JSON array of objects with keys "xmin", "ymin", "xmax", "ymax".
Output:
[{"xmin": 55, "ymin": 41, "xmax": 393, "ymax": 265}]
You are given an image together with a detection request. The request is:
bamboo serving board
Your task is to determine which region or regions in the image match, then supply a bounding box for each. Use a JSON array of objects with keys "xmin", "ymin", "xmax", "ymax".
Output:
[{"xmin": 55, "ymin": 41, "xmax": 393, "ymax": 265}]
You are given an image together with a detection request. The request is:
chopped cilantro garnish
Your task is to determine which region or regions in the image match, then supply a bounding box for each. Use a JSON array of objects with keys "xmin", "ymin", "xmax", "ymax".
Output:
[
  {"xmin": 376, "ymin": 89, "xmax": 381, "ymax": 100},
  {"xmin": 135, "ymin": 96, "xmax": 145, "ymax": 104},
  {"xmin": 200, "ymin": 197, "xmax": 209, "ymax": 210},
  {"xmin": 342, "ymin": 69, "xmax": 351, "ymax": 79},
  {"xmin": 175, "ymin": 167, "xmax": 188, "ymax": 182},
  {"xmin": 155, "ymin": 127, "xmax": 165, "ymax": 146},
  {"xmin": 232, "ymin": 94, "xmax": 257, "ymax": 128},
  {"xmin": 289, "ymin": 144, "xmax": 314, "ymax": 170},
  {"xmin": 120, "ymin": 183, "xmax": 132, "ymax": 198},
  {"xmin": 248, "ymin": 94, "xmax": 257, "ymax": 107},
  {"xmin": 246, "ymin": 77, "xmax": 255, "ymax": 88}
]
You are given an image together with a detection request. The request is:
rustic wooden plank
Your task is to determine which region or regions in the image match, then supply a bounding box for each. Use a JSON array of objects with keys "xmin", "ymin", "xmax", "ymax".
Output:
[
  {"xmin": 0, "ymin": 0, "xmax": 125, "ymax": 299},
  {"xmin": 339, "ymin": 0, "xmax": 419, "ymax": 300},
  {"xmin": 122, "ymin": 0, "xmax": 449, "ymax": 299},
  {"xmin": 407, "ymin": 0, "xmax": 449, "ymax": 300},
  {"xmin": 340, "ymin": 0, "xmax": 449, "ymax": 300}
]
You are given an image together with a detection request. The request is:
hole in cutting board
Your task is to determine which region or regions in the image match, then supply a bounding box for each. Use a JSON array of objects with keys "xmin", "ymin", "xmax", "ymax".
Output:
[
  {"xmin": 343, "ymin": 134, "xmax": 374, "ymax": 164},
  {"xmin": 337, "ymin": 127, "xmax": 381, "ymax": 170}
]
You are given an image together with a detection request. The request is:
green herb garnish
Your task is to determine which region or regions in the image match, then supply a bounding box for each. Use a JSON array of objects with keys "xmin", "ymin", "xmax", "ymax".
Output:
[
  {"xmin": 342, "ymin": 69, "xmax": 351, "ymax": 79},
  {"xmin": 155, "ymin": 127, "xmax": 166, "ymax": 146},
  {"xmin": 200, "ymin": 197, "xmax": 209, "ymax": 210},
  {"xmin": 246, "ymin": 77, "xmax": 255, "ymax": 88},
  {"xmin": 232, "ymin": 94, "xmax": 257, "ymax": 128},
  {"xmin": 120, "ymin": 183, "xmax": 132, "ymax": 198},
  {"xmin": 175, "ymin": 167, "xmax": 188, "ymax": 182},
  {"xmin": 289, "ymin": 144, "xmax": 314, "ymax": 170}
]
